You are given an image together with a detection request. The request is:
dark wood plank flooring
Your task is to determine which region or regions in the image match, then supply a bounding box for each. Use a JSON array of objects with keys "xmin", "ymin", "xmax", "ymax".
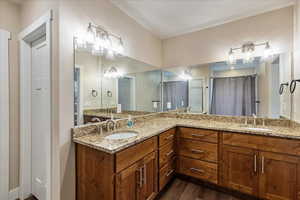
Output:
[{"xmin": 158, "ymin": 179, "xmax": 245, "ymax": 200}]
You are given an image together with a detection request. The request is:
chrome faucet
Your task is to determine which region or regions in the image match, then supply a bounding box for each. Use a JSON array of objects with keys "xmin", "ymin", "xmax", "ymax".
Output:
[
  {"xmin": 253, "ymin": 114, "xmax": 257, "ymax": 126},
  {"xmin": 106, "ymin": 118, "xmax": 117, "ymax": 131},
  {"xmin": 90, "ymin": 118, "xmax": 103, "ymax": 134}
]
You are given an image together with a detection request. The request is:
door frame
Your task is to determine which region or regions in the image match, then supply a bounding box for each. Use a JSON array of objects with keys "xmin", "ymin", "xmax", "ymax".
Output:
[
  {"xmin": 19, "ymin": 10, "xmax": 52, "ymax": 200},
  {"xmin": 0, "ymin": 29, "xmax": 11, "ymax": 200}
]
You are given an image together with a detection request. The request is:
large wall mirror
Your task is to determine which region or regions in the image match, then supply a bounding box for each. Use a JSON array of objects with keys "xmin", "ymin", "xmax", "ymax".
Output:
[
  {"xmin": 162, "ymin": 52, "xmax": 293, "ymax": 119},
  {"xmin": 74, "ymin": 48, "xmax": 293, "ymax": 126},
  {"xmin": 74, "ymin": 49, "xmax": 162, "ymax": 126}
]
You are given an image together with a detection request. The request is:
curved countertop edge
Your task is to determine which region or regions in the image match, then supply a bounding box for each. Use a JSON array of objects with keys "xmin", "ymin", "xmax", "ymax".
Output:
[{"xmin": 73, "ymin": 119, "xmax": 300, "ymax": 154}]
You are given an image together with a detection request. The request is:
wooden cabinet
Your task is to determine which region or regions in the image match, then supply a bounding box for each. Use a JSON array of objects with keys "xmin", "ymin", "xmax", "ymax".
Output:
[
  {"xmin": 76, "ymin": 126, "xmax": 300, "ymax": 200},
  {"xmin": 116, "ymin": 137, "xmax": 157, "ymax": 173},
  {"xmin": 177, "ymin": 127, "xmax": 219, "ymax": 185},
  {"xmin": 158, "ymin": 128, "xmax": 176, "ymax": 191},
  {"xmin": 178, "ymin": 127, "xmax": 218, "ymax": 143},
  {"xmin": 259, "ymin": 152, "xmax": 300, "ymax": 200},
  {"xmin": 178, "ymin": 138, "xmax": 218, "ymax": 163},
  {"xmin": 141, "ymin": 152, "xmax": 158, "ymax": 200},
  {"xmin": 221, "ymin": 132, "xmax": 300, "ymax": 200},
  {"xmin": 76, "ymin": 144, "xmax": 115, "ymax": 200},
  {"xmin": 116, "ymin": 151, "xmax": 158, "ymax": 200},
  {"xmin": 221, "ymin": 145, "xmax": 259, "ymax": 196},
  {"xmin": 116, "ymin": 161, "xmax": 143, "ymax": 200},
  {"xmin": 178, "ymin": 156, "xmax": 218, "ymax": 184}
]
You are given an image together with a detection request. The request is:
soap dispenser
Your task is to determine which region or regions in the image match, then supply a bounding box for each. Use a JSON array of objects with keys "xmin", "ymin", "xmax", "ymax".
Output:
[{"xmin": 127, "ymin": 115, "xmax": 134, "ymax": 128}]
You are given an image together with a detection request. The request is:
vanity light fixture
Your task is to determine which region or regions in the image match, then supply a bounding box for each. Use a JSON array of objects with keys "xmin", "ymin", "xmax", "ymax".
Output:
[
  {"xmin": 103, "ymin": 66, "xmax": 123, "ymax": 79},
  {"xmin": 228, "ymin": 41, "xmax": 272, "ymax": 64},
  {"xmin": 75, "ymin": 23, "xmax": 124, "ymax": 58}
]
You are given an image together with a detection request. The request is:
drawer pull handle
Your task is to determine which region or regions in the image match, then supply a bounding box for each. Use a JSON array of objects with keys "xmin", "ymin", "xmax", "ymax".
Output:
[
  {"xmin": 165, "ymin": 135, "xmax": 174, "ymax": 140},
  {"xmin": 166, "ymin": 169, "xmax": 174, "ymax": 177},
  {"xmin": 261, "ymin": 156, "xmax": 265, "ymax": 174},
  {"xmin": 191, "ymin": 149, "xmax": 205, "ymax": 154},
  {"xmin": 254, "ymin": 154, "xmax": 257, "ymax": 173},
  {"xmin": 191, "ymin": 134, "xmax": 207, "ymax": 138},
  {"xmin": 137, "ymin": 167, "xmax": 143, "ymax": 188},
  {"xmin": 166, "ymin": 150, "xmax": 174, "ymax": 157},
  {"xmin": 190, "ymin": 168, "xmax": 204, "ymax": 174},
  {"xmin": 143, "ymin": 164, "xmax": 147, "ymax": 185}
]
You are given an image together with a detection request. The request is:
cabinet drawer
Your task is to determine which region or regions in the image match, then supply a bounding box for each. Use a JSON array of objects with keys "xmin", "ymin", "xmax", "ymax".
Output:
[
  {"xmin": 116, "ymin": 137, "xmax": 157, "ymax": 172},
  {"xmin": 159, "ymin": 158, "xmax": 176, "ymax": 191},
  {"xmin": 222, "ymin": 132, "xmax": 300, "ymax": 156},
  {"xmin": 177, "ymin": 156, "xmax": 218, "ymax": 184},
  {"xmin": 178, "ymin": 139, "xmax": 218, "ymax": 163},
  {"xmin": 159, "ymin": 128, "xmax": 176, "ymax": 147},
  {"xmin": 159, "ymin": 141, "xmax": 175, "ymax": 168},
  {"xmin": 178, "ymin": 127, "xmax": 218, "ymax": 143}
]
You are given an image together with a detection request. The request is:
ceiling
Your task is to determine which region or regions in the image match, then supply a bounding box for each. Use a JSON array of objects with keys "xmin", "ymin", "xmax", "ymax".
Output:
[{"xmin": 110, "ymin": 0, "xmax": 294, "ymax": 39}]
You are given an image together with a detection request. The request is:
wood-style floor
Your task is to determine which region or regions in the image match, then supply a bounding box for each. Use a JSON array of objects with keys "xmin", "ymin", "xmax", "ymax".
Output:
[{"xmin": 158, "ymin": 179, "xmax": 247, "ymax": 200}]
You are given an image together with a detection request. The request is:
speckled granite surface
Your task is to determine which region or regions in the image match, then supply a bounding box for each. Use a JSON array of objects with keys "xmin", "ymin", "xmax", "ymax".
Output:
[{"xmin": 73, "ymin": 116, "xmax": 300, "ymax": 154}]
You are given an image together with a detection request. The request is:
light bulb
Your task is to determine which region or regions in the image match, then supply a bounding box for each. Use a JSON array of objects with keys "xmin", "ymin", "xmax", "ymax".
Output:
[
  {"xmin": 74, "ymin": 31, "xmax": 87, "ymax": 49},
  {"xmin": 106, "ymin": 49, "xmax": 115, "ymax": 60},
  {"xmin": 243, "ymin": 50, "xmax": 254, "ymax": 64},
  {"xmin": 113, "ymin": 38, "xmax": 124, "ymax": 55},
  {"xmin": 263, "ymin": 42, "xmax": 272, "ymax": 60},
  {"xmin": 86, "ymin": 24, "xmax": 95, "ymax": 44},
  {"xmin": 228, "ymin": 48, "xmax": 235, "ymax": 65},
  {"xmin": 179, "ymin": 70, "xmax": 192, "ymax": 80}
]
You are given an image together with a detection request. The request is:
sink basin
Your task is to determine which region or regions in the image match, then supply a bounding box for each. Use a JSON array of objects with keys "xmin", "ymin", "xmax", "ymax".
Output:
[
  {"xmin": 243, "ymin": 127, "xmax": 271, "ymax": 132},
  {"xmin": 105, "ymin": 131, "xmax": 138, "ymax": 142}
]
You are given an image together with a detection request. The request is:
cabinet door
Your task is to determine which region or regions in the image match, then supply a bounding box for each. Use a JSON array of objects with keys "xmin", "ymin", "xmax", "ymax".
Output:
[
  {"xmin": 116, "ymin": 161, "xmax": 143, "ymax": 200},
  {"xmin": 259, "ymin": 152, "xmax": 300, "ymax": 200},
  {"xmin": 222, "ymin": 145, "xmax": 259, "ymax": 196},
  {"xmin": 141, "ymin": 152, "xmax": 158, "ymax": 200}
]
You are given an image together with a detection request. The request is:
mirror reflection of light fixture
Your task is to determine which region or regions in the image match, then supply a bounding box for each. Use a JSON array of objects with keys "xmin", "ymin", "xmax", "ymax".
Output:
[
  {"xmin": 103, "ymin": 66, "xmax": 123, "ymax": 79},
  {"xmin": 263, "ymin": 42, "xmax": 272, "ymax": 60},
  {"xmin": 242, "ymin": 42, "xmax": 255, "ymax": 64},
  {"xmin": 75, "ymin": 22, "xmax": 124, "ymax": 58},
  {"xmin": 228, "ymin": 41, "xmax": 273, "ymax": 64},
  {"xmin": 179, "ymin": 69, "xmax": 192, "ymax": 80},
  {"xmin": 228, "ymin": 48, "xmax": 235, "ymax": 65}
]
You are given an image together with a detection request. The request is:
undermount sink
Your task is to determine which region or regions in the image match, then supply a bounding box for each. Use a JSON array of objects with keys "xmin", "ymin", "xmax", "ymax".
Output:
[
  {"xmin": 105, "ymin": 130, "xmax": 138, "ymax": 142},
  {"xmin": 243, "ymin": 127, "xmax": 271, "ymax": 132}
]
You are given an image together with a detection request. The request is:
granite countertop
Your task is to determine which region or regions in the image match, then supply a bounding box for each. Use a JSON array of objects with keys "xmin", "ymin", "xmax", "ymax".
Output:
[{"xmin": 73, "ymin": 117, "xmax": 300, "ymax": 154}]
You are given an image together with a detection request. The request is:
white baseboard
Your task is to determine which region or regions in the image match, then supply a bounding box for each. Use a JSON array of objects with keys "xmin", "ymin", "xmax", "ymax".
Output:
[{"xmin": 9, "ymin": 187, "xmax": 19, "ymax": 200}]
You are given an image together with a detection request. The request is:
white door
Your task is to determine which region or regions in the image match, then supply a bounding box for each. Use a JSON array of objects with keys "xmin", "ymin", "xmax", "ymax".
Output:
[
  {"xmin": 31, "ymin": 36, "xmax": 50, "ymax": 200},
  {"xmin": 0, "ymin": 29, "xmax": 10, "ymax": 200},
  {"xmin": 118, "ymin": 77, "xmax": 135, "ymax": 110},
  {"xmin": 189, "ymin": 79, "xmax": 204, "ymax": 113}
]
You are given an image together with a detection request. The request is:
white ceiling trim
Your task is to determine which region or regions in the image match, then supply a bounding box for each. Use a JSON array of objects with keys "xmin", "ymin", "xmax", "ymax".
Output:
[{"xmin": 110, "ymin": 1, "xmax": 295, "ymax": 39}]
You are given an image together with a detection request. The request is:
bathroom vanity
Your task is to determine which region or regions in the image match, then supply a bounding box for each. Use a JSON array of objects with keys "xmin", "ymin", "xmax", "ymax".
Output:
[{"xmin": 74, "ymin": 116, "xmax": 300, "ymax": 200}]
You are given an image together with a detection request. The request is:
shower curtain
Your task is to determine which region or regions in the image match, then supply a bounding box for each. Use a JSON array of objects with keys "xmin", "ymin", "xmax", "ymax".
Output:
[
  {"xmin": 163, "ymin": 81, "xmax": 188, "ymax": 111},
  {"xmin": 210, "ymin": 75, "xmax": 256, "ymax": 116}
]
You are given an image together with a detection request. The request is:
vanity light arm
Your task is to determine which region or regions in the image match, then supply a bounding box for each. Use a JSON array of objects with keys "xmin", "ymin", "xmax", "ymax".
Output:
[{"xmin": 89, "ymin": 22, "xmax": 122, "ymax": 41}]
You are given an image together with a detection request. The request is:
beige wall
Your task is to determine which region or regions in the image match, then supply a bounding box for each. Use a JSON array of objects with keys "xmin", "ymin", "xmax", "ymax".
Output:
[
  {"xmin": 0, "ymin": 0, "xmax": 20, "ymax": 190},
  {"xmin": 163, "ymin": 6, "xmax": 294, "ymax": 68},
  {"xmin": 59, "ymin": 1, "xmax": 162, "ymax": 199}
]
